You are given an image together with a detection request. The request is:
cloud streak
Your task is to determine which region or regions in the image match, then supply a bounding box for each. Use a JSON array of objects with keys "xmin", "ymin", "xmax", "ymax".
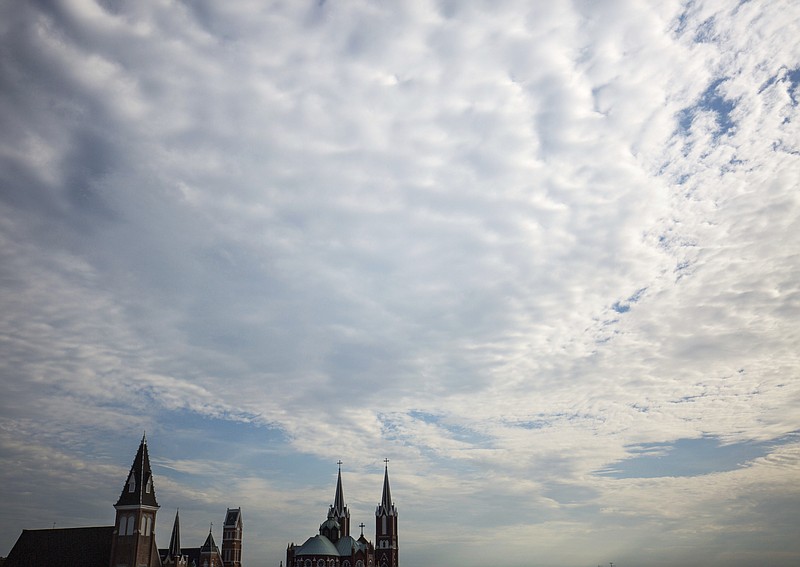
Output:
[{"xmin": 1, "ymin": 1, "xmax": 799, "ymax": 566}]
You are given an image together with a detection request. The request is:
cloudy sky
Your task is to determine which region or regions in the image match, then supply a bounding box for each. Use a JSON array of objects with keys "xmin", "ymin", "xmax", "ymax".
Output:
[{"xmin": 1, "ymin": 0, "xmax": 799, "ymax": 566}]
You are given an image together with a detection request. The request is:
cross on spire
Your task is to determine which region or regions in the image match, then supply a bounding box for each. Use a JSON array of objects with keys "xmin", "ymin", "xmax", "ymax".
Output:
[
  {"xmin": 359, "ymin": 522, "xmax": 365, "ymax": 536},
  {"xmin": 337, "ymin": 460, "xmax": 343, "ymax": 468}
]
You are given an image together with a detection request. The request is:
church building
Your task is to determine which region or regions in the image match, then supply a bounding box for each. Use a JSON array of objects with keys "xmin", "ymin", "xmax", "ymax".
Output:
[
  {"xmin": 285, "ymin": 462, "xmax": 398, "ymax": 567},
  {"xmin": 3, "ymin": 435, "xmax": 243, "ymax": 567}
]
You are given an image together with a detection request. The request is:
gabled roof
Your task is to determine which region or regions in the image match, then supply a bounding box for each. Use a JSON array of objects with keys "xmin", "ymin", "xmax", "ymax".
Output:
[
  {"xmin": 4, "ymin": 526, "xmax": 114, "ymax": 567},
  {"xmin": 115, "ymin": 433, "xmax": 159, "ymax": 508},
  {"xmin": 201, "ymin": 530, "xmax": 219, "ymax": 553}
]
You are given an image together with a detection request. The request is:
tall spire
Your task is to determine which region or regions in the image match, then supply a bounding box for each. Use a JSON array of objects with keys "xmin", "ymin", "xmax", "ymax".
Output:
[
  {"xmin": 167, "ymin": 509, "xmax": 181, "ymax": 560},
  {"xmin": 375, "ymin": 459, "xmax": 398, "ymax": 567},
  {"xmin": 329, "ymin": 460, "xmax": 350, "ymax": 537},
  {"xmin": 116, "ymin": 433, "xmax": 159, "ymax": 508},
  {"xmin": 380, "ymin": 459, "xmax": 392, "ymax": 512},
  {"xmin": 333, "ymin": 460, "xmax": 346, "ymax": 514}
]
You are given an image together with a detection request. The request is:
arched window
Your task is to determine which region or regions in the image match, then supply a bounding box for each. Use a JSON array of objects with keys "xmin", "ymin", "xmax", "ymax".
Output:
[
  {"xmin": 127, "ymin": 473, "xmax": 136, "ymax": 493},
  {"xmin": 119, "ymin": 515, "xmax": 134, "ymax": 536}
]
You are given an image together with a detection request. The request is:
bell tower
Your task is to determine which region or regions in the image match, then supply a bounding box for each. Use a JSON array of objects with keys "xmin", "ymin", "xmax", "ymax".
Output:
[
  {"xmin": 374, "ymin": 459, "xmax": 398, "ymax": 567},
  {"xmin": 109, "ymin": 434, "xmax": 161, "ymax": 567},
  {"xmin": 222, "ymin": 507, "xmax": 243, "ymax": 567}
]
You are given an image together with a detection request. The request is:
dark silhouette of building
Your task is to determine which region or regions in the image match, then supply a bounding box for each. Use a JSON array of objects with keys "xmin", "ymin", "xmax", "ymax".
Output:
[
  {"xmin": 3, "ymin": 435, "xmax": 242, "ymax": 567},
  {"xmin": 285, "ymin": 462, "xmax": 398, "ymax": 567},
  {"xmin": 160, "ymin": 508, "xmax": 242, "ymax": 567}
]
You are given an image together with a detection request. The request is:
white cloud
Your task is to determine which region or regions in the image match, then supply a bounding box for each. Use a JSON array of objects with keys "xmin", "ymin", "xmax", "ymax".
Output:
[{"xmin": 1, "ymin": 0, "xmax": 799, "ymax": 565}]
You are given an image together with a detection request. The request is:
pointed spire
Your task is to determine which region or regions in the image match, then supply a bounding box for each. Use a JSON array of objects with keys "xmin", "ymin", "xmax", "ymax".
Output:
[
  {"xmin": 116, "ymin": 435, "xmax": 159, "ymax": 508},
  {"xmin": 376, "ymin": 458, "xmax": 397, "ymax": 519},
  {"xmin": 327, "ymin": 460, "xmax": 350, "ymax": 538},
  {"xmin": 167, "ymin": 509, "xmax": 181, "ymax": 560},
  {"xmin": 381, "ymin": 459, "xmax": 392, "ymax": 509},
  {"xmin": 333, "ymin": 460, "xmax": 346, "ymax": 514}
]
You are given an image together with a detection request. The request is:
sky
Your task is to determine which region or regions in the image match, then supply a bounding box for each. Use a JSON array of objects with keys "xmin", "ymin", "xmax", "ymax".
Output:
[{"xmin": 0, "ymin": 0, "xmax": 799, "ymax": 566}]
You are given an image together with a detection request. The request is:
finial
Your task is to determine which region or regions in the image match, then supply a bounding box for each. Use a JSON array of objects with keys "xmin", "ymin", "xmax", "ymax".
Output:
[
  {"xmin": 210, "ymin": 521, "xmax": 213, "ymax": 533},
  {"xmin": 337, "ymin": 460, "xmax": 343, "ymax": 469},
  {"xmin": 384, "ymin": 458, "xmax": 389, "ymax": 468},
  {"xmin": 142, "ymin": 431, "xmax": 147, "ymax": 444}
]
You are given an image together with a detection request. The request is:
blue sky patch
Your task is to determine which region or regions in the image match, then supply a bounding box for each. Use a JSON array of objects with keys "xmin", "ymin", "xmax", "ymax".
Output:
[
  {"xmin": 596, "ymin": 434, "xmax": 796, "ymax": 479},
  {"xmin": 677, "ymin": 78, "xmax": 737, "ymax": 139}
]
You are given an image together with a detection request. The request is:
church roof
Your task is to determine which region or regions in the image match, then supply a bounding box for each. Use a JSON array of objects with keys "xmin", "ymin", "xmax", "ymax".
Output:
[
  {"xmin": 335, "ymin": 534, "xmax": 368, "ymax": 556},
  {"xmin": 320, "ymin": 516, "xmax": 340, "ymax": 532},
  {"xmin": 115, "ymin": 433, "xmax": 159, "ymax": 508},
  {"xmin": 201, "ymin": 530, "xmax": 219, "ymax": 553},
  {"xmin": 295, "ymin": 534, "xmax": 340, "ymax": 557},
  {"xmin": 4, "ymin": 526, "xmax": 114, "ymax": 567}
]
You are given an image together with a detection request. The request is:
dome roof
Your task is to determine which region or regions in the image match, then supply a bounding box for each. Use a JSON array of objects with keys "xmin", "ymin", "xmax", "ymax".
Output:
[
  {"xmin": 320, "ymin": 518, "xmax": 340, "ymax": 531},
  {"xmin": 296, "ymin": 535, "xmax": 340, "ymax": 557}
]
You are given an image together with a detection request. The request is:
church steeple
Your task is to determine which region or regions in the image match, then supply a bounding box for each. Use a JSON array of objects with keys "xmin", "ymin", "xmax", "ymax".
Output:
[
  {"xmin": 200, "ymin": 525, "xmax": 224, "ymax": 567},
  {"xmin": 116, "ymin": 433, "xmax": 159, "ymax": 508},
  {"xmin": 166, "ymin": 509, "xmax": 181, "ymax": 562},
  {"xmin": 375, "ymin": 460, "xmax": 398, "ymax": 567},
  {"xmin": 329, "ymin": 461, "xmax": 350, "ymax": 538},
  {"xmin": 109, "ymin": 434, "xmax": 161, "ymax": 567},
  {"xmin": 222, "ymin": 508, "xmax": 243, "ymax": 567}
]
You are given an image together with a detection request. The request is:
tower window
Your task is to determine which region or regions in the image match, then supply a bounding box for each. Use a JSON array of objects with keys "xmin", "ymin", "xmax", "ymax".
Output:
[
  {"xmin": 127, "ymin": 473, "xmax": 136, "ymax": 493},
  {"xmin": 120, "ymin": 515, "xmax": 135, "ymax": 536}
]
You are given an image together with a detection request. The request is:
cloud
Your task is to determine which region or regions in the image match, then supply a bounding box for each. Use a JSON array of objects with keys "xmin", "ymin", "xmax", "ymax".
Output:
[{"xmin": 1, "ymin": 0, "xmax": 799, "ymax": 565}]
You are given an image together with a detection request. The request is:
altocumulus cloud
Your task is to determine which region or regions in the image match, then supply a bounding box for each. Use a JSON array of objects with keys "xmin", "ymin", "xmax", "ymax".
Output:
[{"xmin": 1, "ymin": 1, "xmax": 799, "ymax": 566}]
